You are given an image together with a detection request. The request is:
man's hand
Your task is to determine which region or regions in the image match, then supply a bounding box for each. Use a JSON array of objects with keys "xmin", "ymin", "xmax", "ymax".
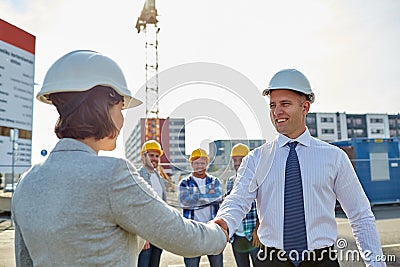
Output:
[
  {"xmin": 212, "ymin": 218, "xmax": 229, "ymax": 242},
  {"xmin": 142, "ymin": 241, "xmax": 150, "ymax": 250},
  {"xmin": 251, "ymin": 230, "xmax": 261, "ymax": 248},
  {"xmin": 252, "ymin": 219, "xmax": 261, "ymax": 247}
]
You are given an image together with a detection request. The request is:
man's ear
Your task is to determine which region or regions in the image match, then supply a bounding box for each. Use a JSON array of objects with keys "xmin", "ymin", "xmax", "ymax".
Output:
[{"xmin": 303, "ymin": 101, "xmax": 310, "ymax": 114}]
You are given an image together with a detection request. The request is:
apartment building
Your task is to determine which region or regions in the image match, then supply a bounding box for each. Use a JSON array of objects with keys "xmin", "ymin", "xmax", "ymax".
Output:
[{"xmin": 306, "ymin": 112, "xmax": 399, "ymax": 142}]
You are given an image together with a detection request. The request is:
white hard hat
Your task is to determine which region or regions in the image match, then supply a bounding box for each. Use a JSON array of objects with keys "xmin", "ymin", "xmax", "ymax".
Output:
[
  {"xmin": 37, "ymin": 50, "xmax": 142, "ymax": 109},
  {"xmin": 262, "ymin": 69, "xmax": 315, "ymax": 103}
]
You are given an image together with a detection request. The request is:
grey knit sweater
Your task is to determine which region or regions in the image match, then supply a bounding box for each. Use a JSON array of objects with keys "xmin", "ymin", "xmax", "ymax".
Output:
[{"xmin": 12, "ymin": 138, "xmax": 226, "ymax": 266}]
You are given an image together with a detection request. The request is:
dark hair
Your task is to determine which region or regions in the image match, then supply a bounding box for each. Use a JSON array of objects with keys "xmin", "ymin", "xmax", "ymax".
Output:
[{"xmin": 49, "ymin": 86, "xmax": 124, "ymax": 140}]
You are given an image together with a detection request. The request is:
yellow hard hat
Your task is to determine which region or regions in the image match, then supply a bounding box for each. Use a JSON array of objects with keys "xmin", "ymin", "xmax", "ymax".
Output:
[
  {"xmin": 140, "ymin": 140, "xmax": 163, "ymax": 156},
  {"xmin": 231, "ymin": 143, "xmax": 250, "ymax": 157},
  {"xmin": 189, "ymin": 148, "xmax": 209, "ymax": 162}
]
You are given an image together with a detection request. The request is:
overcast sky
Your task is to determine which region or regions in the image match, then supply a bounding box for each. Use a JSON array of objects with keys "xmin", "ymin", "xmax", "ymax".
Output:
[{"xmin": 1, "ymin": 0, "xmax": 399, "ymax": 165}]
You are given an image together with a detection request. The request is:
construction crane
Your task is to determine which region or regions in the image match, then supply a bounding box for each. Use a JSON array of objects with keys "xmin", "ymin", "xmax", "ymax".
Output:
[
  {"xmin": 136, "ymin": 1, "xmax": 173, "ymax": 188},
  {"xmin": 136, "ymin": 0, "xmax": 161, "ymax": 143}
]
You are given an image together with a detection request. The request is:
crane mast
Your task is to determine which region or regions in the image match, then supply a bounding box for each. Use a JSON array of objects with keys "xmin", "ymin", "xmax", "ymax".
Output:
[
  {"xmin": 135, "ymin": 1, "xmax": 174, "ymax": 188},
  {"xmin": 136, "ymin": 0, "xmax": 160, "ymax": 142}
]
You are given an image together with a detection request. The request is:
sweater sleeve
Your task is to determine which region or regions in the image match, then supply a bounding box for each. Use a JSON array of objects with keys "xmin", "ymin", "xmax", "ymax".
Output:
[
  {"xmin": 108, "ymin": 159, "xmax": 227, "ymax": 257},
  {"xmin": 13, "ymin": 217, "xmax": 33, "ymax": 267}
]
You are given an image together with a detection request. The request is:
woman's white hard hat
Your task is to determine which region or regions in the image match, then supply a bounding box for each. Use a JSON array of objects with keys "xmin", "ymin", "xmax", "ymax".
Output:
[
  {"xmin": 262, "ymin": 69, "xmax": 315, "ymax": 103},
  {"xmin": 37, "ymin": 50, "xmax": 142, "ymax": 109}
]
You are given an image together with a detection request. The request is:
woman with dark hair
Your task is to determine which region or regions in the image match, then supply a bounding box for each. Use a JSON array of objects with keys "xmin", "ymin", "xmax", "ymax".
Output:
[{"xmin": 11, "ymin": 50, "xmax": 227, "ymax": 267}]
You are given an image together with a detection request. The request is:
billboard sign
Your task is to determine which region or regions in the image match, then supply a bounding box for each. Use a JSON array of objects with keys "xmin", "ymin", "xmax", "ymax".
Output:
[{"xmin": 0, "ymin": 19, "xmax": 35, "ymax": 174}]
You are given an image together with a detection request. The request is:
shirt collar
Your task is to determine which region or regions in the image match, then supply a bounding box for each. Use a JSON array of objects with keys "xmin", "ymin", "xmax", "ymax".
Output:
[{"xmin": 277, "ymin": 128, "xmax": 312, "ymax": 148}]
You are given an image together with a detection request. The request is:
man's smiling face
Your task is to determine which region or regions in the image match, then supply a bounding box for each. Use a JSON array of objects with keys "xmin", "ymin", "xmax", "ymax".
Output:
[{"xmin": 269, "ymin": 89, "xmax": 310, "ymax": 139}]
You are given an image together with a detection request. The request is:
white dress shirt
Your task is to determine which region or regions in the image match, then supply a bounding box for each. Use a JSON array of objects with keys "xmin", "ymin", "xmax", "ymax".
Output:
[{"xmin": 216, "ymin": 130, "xmax": 386, "ymax": 267}]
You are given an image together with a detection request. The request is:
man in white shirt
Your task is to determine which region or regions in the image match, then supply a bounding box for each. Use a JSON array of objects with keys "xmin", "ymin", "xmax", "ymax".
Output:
[
  {"xmin": 214, "ymin": 69, "xmax": 386, "ymax": 267},
  {"xmin": 137, "ymin": 140, "xmax": 167, "ymax": 267}
]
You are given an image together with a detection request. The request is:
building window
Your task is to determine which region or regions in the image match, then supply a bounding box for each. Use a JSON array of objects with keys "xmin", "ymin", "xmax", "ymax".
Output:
[
  {"xmin": 348, "ymin": 129, "xmax": 364, "ymax": 137},
  {"xmin": 354, "ymin": 118, "xmax": 363, "ymax": 125},
  {"xmin": 306, "ymin": 117, "xmax": 316, "ymax": 124},
  {"xmin": 321, "ymin": 117, "xmax": 334, "ymax": 123},
  {"xmin": 348, "ymin": 117, "xmax": 364, "ymax": 126},
  {"xmin": 353, "ymin": 129, "xmax": 365, "ymax": 137},
  {"xmin": 170, "ymin": 120, "xmax": 184, "ymax": 126},
  {"xmin": 371, "ymin": 128, "xmax": 384, "ymax": 134},
  {"xmin": 370, "ymin": 118, "xmax": 383, "ymax": 123},
  {"xmin": 322, "ymin": 128, "xmax": 334, "ymax": 134}
]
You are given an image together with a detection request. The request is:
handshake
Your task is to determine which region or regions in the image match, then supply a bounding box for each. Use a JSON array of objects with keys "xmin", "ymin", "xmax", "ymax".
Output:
[{"xmin": 211, "ymin": 218, "xmax": 229, "ymax": 242}]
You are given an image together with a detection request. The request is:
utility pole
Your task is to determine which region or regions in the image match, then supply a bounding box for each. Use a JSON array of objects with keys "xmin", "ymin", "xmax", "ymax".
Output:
[
  {"xmin": 9, "ymin": 128, "xmax": 18, "ymax": 227},
  {"xmin": 9, "ymin": 128, "xmax": 18, "ymax": 194}
]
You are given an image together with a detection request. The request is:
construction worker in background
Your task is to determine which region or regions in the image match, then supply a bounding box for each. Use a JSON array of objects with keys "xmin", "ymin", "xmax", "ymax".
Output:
[
  {"xmin": 137, "ymin": 140, "xmax": 166, "ymax": 267},
  {"xmin": 157, "ymin": 161, "xmax": 175, "ymax": 193},
  {"xmin": 12, "ymin": 50, "xmax": 228, "ymax": 266},
  {"xmin": 214, "ymin": 69, "xmax": 385, "ymax": 266},
  {"xmin": 178, "ymin": 148, "xmax": 224, "ymax": 267},
  {"xmin": 226, "ymin": 143, "xmax": 262, "ymax": 267}
]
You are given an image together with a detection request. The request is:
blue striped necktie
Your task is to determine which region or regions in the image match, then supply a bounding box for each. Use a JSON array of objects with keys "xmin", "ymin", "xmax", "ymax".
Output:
[{"xmin": 284, "ymin": 141, "xmax": 308, "ymax": 266}]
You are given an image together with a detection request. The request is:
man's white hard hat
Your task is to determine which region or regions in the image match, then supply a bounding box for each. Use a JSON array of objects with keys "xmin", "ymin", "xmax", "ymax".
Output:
[
  {"xmin": 262, "ymin": 69, "xmax": 315, "ymax": 103},
  {"xmin": 37, "ymin": 50, "xmax": 142, "ymax": 109}
]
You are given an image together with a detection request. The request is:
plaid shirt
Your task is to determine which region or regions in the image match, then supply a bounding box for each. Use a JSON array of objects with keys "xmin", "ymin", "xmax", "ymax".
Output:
[
  {"xmin": 178, "ymin": 174, "xmax": 223, "ymax": 220},
  {"xmin": 226, "ymin": 175, "xmax": 258, "ymax": 241}
]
